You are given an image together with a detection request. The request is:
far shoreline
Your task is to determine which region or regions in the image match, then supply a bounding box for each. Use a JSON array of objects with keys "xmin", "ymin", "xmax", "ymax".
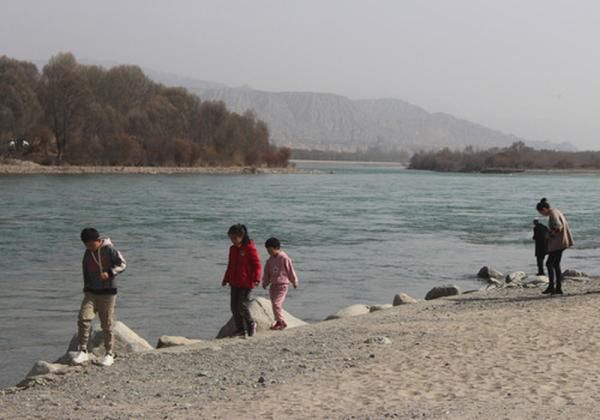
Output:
[{"xmin": 0, "ymin": 162, "xmax": 302, "ymax": 176}]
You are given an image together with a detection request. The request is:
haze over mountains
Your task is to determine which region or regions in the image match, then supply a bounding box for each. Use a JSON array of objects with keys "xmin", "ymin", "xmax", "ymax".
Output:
[
  {"xmin": 144, "ymin": 70, "xmax": 574, "ymax": 153},
  {"xmin": 35, "ymin": 60, "xmax": 575, "ymax": 153}
]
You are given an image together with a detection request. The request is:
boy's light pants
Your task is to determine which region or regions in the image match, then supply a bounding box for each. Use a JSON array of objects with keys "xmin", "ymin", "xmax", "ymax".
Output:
[
  {"xmin": 269, "ymin": 283, "xmax": 289, "ymax": 324},
  {"xmin": 78, "ymin": 291, "xmax": 116, "ymax": 354}
]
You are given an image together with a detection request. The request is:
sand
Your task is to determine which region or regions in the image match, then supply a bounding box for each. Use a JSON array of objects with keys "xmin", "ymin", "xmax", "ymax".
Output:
[{"xmin": 2, "ymin": 276, "xmax": 600, "ymax": 419}]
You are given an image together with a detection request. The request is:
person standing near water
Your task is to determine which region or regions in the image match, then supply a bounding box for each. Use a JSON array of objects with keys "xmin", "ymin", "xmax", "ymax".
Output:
[
  {"xmin": 222, "ymin": 224, "xmax": 262, "ymax": 337},
  {"xmin": 73, "ymin": 228, "xmax": 127, "ymax": 366},
  {"xmin": 536, "ymin": 198, "xmax": 574, "ymax": 295},
  {"xmin": 532, "ymin": 218, "xmax": 549, "ymax": 275},
  {"xmin": 262, "ymin": 237, "xmax": 298, "ymax": 330}
]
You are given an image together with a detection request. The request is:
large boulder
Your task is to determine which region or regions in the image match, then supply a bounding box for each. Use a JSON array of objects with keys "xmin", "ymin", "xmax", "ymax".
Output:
[
  {"xmin": 26, "ymin": 361, "xmax": 71, "ymax": 378},
  {"xmin": 425, "ymin": 285, "xmax": 461, "ymax": 301},
  {"xmin": 523, "ymin": 275, "xmax": 549, "ymax": 287},
  {"xmin": 157, "ymin": 336, "xmax": 203, "ymax": 349},
  {"xmin": 477, "ymin": 266, "xmax": 504, "ymax": 281},
  {"xmin": 325, "ymin": 304, "xmax": 371, "ymax": 320},
  {"xmin": 217, "ymin": 297, "xmax": 307, "ymax": 338},
  {"xmin": 64, "ymin": 321, "xmax": 153, "ymax": 356},
  {"xmin": 370, "ymin": 304, "xmax": 393, "ymax": 312},
  {"xmin": 393, "ymin": 293, "xmax": 418, "ymax": 306},
  {"xmin": 505, "ymin": 271, "xmax": 527, "ymax": 284}
]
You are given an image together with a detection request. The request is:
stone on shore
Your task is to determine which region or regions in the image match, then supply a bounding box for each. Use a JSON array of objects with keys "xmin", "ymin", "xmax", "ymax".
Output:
[
  {"xmin": 393, "ymin": 293, "xmax": 418, "ymax": 306},
  {"xmin": 26, "ymin": 361, "xmax": 71, "ymax": 378},
  {"xmin": 425, "ymin": 285, "xmax": 461, "ymax": 300},
  {"xmin": 524, "ymin": 275, "xmax": 549, "ymax": 287},
  {"xmin": 370, "ymin": 304, "xmax": 393, "ymax": 312},
  {"xmin": 64, "ymin": 321, "xmax": 153, "ymax": 357},
  {"xmin": 326, "ymin": 304, "xmax": 371, "ymax": 320},
  {"xmin": 364, "ymin": 336, "xmax": 392, "ymax": 345},
  {"xmin": 477, "ymin": 266, "xmax": 504, "ymax": 281},
  {"xmin": 563, "ymin": 269, "xmax": 588, "ymax": 278},
  {"xmin": 157, "ymin": 336, "xmax": 204, "ymax": 349},
  {"xmin": 216, "ymin": 297, "xmax": 307, "ymax": 338},
  {"xmin": 505, "ymin": 271, "xmax": 527, "ymax": 284}
]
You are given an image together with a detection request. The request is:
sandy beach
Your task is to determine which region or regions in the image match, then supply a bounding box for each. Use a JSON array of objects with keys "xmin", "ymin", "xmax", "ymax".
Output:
[{"xmin": 2, "ymin": 276, "xmax": 600, "ymax": 419}]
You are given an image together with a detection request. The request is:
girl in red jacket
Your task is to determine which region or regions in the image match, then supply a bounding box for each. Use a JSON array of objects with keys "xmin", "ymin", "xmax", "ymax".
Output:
[{"xmin": 222, "ymin": 224, "xmax": 262, "ymax": 337}]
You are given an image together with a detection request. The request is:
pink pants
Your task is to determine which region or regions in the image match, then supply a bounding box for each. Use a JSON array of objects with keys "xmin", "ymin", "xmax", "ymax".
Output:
[{"xmin": 269, "ymin": 283, "xmax": 289, "ymax": 324}]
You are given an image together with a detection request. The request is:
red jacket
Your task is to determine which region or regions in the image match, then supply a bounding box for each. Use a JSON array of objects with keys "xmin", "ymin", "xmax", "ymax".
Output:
[{"xmin": 223, "ymin": 240, "xmax": 262, "ymax": 288}]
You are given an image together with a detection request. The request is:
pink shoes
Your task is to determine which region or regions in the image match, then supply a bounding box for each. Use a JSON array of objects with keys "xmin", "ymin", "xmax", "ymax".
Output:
[{"xmin": 270, "ymin": 321, "xmax": 287, "ymax": 330}]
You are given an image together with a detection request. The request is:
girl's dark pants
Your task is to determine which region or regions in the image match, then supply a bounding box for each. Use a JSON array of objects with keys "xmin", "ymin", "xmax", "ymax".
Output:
[
  {"xmin": 546, "ymin": 249, "xmax": 564, "ymax": 291},
  {"xmin": 230, "ymin": 287, "xmax": 253, "ymax": 331}
]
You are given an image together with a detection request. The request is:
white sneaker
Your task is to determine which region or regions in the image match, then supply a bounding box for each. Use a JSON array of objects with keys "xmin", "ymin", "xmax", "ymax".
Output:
[
  {"xmin": 99, "ymin": 354, "xmax": 114, "ymax": 367},
  {"xmin": 72, "ymin": 350, "xmax": 89, "ymax": 364}
]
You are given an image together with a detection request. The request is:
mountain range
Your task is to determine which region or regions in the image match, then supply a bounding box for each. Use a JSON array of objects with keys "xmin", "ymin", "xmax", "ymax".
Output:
[{"xmin": 36, "ymin": 60, "xmax": 576, "ymax": 152}]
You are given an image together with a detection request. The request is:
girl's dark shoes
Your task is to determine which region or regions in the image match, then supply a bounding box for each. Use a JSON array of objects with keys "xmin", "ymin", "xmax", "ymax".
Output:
[{"xmin": 247, "ymin": 321, "xmax": 256, "ymax": 337}]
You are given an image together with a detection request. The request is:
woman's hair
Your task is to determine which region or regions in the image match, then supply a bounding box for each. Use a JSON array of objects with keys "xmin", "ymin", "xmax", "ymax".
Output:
[
  {"xmin": 227, "ymin": 224, "xmax": 250, "ymax": 245},
  {"xmin": 536, "ymin": 198, "xmax": 550, "ymax": 211},
  {"xmin": 265, "ymin": 237, "xmax": 281, "ymax": 249}
]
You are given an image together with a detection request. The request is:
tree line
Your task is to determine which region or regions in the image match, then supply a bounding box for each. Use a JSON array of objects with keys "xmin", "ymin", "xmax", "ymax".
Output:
[
  {"xmin": 0, "ymin": 53, "xmax": 290, "ymax": 167},
  {"xmin": 409, "ymin": 142, "xmax": 600, "ymax": 172}
]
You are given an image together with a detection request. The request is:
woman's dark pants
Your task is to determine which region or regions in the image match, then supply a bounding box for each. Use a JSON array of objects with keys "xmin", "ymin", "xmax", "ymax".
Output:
[{"xmin": 546, "ymin": 249, "xmax": 564, "ymax": 292}]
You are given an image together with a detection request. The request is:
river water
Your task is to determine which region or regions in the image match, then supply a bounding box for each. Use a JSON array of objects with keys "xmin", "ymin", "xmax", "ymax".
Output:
[{"xmin": 1, "ymin": 162, "xmax": 598, "ymax": 388}]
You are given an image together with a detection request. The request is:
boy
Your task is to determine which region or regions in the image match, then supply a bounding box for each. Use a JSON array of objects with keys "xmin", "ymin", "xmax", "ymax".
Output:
[
  {"xmin": 532, "ymin": 218, "xmax": 549, "ymax": 276},
  {"xmin": 72, "ymin": 228, "xmax": 127, "ymax": 366},
  {"xmin": 262, "ymin": 237, "xmax": 298, "ymax": 330}
]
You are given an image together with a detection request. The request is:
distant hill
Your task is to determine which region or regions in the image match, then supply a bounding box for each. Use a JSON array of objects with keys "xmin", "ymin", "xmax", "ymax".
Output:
[
  {"xmin": 34, "ymin": 59, "xmax": 574, "ymax": 153},
  {"xmin": 184, "ymin": 85, "xmax": 575, "ymax": 153}
]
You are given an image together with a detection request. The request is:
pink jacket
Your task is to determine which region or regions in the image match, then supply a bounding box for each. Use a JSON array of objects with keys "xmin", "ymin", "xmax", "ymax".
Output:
[{"xmin": 262, "ymin": 251, "xmax": 298, "ymax": 288}]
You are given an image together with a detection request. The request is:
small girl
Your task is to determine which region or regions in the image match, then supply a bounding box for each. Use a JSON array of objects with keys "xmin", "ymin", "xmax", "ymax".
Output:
[
  {"xmin": 222, "ymin": 224, "xmax": 262, "ymax": 337},
  {"xmin": 262, "ymin": 237, "xmax": 298, "ymax": 330}
]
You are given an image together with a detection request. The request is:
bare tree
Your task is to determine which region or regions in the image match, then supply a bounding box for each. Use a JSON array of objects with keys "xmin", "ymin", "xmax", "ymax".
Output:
[{"xmin": 39, "ymin": 53, "xmax": 91, "ymax": 163}]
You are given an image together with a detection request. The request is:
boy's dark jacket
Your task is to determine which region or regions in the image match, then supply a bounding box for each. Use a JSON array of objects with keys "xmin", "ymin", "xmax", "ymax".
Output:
[
  {"xmin": 82, "ymin": 238, "xmax": 127, "ymax": 294},
  {"xmin": 533, "ymin": 223, "xmax": 549, "ymax": 256}
]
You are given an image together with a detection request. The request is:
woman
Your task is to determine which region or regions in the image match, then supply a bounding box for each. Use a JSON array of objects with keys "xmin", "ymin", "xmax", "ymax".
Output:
[{"xmin": 536, "ymin": 198, "xmax": 574, "ymax": 295}]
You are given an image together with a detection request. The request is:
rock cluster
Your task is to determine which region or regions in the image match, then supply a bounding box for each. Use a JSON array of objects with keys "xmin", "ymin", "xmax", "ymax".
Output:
[{"xmin": 217, "ymin": 297, "xmax": 307, "ymax": 338}]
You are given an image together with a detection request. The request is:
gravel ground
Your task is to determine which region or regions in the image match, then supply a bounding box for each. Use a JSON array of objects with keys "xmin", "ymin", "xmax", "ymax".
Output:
[{"xmin": 2, "ymin": 276, "xmax": 600, "ymax": 419}]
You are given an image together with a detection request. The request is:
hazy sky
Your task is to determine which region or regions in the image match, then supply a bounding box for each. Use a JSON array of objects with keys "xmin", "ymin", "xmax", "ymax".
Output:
[{"xmin": 2, "ymin": 0, "xmax": 599, "ymax": 149}]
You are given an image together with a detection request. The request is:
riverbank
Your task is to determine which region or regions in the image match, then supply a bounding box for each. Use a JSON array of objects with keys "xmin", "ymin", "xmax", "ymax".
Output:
[
  {"xmin": 0, "ymin": 160, "xmax": 300, "ymax": 175},
  {"xmin": 2, "ymin": 276, "xmax": 600, "ymax": 419}
]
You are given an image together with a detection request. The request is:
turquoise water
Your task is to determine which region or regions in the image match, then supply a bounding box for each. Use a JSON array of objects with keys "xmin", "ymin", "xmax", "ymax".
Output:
[{"xmin": 1, "ymin": 162, "xmax": 599, "ymax": 387}]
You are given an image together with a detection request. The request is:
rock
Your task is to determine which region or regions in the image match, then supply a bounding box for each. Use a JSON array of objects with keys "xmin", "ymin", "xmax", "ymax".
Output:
[
  {"xmin": 563, "ymin": 269, "xmax": 588, "ymax": 278},
  {"xmin": 370, "ymin": 304, "xmax": 393, "ymax": 312},
  {"xmin": 477, "ymin": 266, "xmax": 504, "ymax": 281},
  {"xmin": 524, "ymin": 275, "xmax": 549, "ymax": 287},
  {"xmin": 392, "ymin": 293, "xmax": 418, "ymax": 306},
  {"xmin": 364, "ymin": 336, "xmax": 392, "ymax": 345},
  {"xmin": 216, "ymin": 297, "xmax": 307, "ymax": 338},
  {"xmin": 505, "ymin": 271, "xmax": 527, "ymax": 284},
  {"xmin": 26, "ymin": 361, "xmax": 71, "ymax": 378},
  {"xmin": 156, "ymin": 336, "xmax": 203, "ymax": 349},
  {"xmin": 64, "ymin": 321, "xmax": 153, "ymax": 356},
  {"xmin": 325, "ymin": 304, "xmax": 371, "ymax": 320},
  {"xmin": 425, "ymin": 285, "xmax": 460, "ymax": 300},
  {"xmin": 486, "ymin": 278, "xmax": 503, "ymax": 289}
]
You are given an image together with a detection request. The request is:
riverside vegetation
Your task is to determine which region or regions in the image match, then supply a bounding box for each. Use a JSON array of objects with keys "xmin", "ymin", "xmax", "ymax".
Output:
[
  {"xmin": 0, "ymin": 53, "xmax": 290, "ymax": 167},
  {"xmin": 409, "ymin": 141, "xmax": 600, "ymax": 172}
]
